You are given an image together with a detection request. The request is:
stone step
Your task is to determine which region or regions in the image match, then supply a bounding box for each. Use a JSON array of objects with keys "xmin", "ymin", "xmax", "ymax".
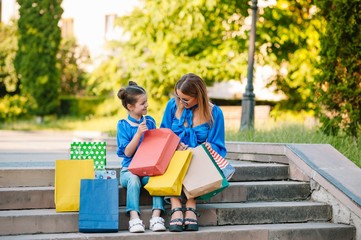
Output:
[
  {"xmin": 0, "ymin": 223, "xmax": 355, "ymax": 240},
  {"xmin": 203, "ymin": 181, "xmax": 310, "ymax": 203},
  {"xmin": 229, "ymin": 160, "xmax": 289, "ymax": 181},
  {"xmin": 0, "ymin": 167, "xmax": 55, "ymax": 188},
  {"xmin": 0, "ymin": 201, "xmax": 332, "ymax": 236},
  {"xmin": 0, "ymin": 181, "xmax": 310, "ymax": 210},
  {"xmin": 0, "ymin": 161, "xmax": 288, "ymax": 188}
]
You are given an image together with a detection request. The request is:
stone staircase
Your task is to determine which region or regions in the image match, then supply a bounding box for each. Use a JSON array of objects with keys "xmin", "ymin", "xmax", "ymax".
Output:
[{"xmin": 0, "ymin": 150, "xmax": 356, "ymax": 239}]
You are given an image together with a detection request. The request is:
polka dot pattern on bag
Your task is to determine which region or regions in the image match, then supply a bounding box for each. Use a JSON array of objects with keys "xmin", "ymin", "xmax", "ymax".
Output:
[{"xmin": 70, "ymin": 142, "xmax": 107, "ymax": 170}]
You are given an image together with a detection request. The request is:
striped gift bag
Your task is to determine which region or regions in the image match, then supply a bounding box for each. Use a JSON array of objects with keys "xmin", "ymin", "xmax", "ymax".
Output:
[{"xmin": 203, "ymin": 142, "xmax": 235, "ymax": 180}]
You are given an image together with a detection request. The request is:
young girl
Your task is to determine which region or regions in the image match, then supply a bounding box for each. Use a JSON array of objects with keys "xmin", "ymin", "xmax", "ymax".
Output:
[{"xmin": 116, "ymin": 81, "xmax": 166, "ymax": 233}]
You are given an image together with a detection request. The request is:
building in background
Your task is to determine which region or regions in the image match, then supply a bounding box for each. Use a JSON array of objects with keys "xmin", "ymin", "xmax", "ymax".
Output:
[{"xmin": 60, "ymin": 0, "xmax": 139, "ymax": 66}]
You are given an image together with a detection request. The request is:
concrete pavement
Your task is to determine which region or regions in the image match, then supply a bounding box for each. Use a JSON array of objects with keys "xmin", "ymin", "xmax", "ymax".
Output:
[{"xmin": 0, "ymin": 130, "xmax": 121, "ymax": 168}]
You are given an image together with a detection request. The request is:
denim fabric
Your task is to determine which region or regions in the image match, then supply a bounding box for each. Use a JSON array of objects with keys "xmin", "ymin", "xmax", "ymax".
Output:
[
  {"xmin": 119, "ymin": 168, "xmax": 164, "ymax": 215},
  {"xmin": 222, "ymin": 164, "xmax": 236, "ymax": 180}
]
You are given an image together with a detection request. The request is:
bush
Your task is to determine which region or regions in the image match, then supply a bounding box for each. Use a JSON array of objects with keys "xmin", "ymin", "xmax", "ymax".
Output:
[
  {"xmin": 58, "ymin": 96, "xmax": 105, "ymax": 117},
  {"xmin": 15, "ymin": 0, "xmax": 63, "ymax": 116},
  {"xmin": 314, "ymin": 0, "xmax": 361, "ymax": 138},
  {"xmin": 0, "ymin": 95, "xmax": 28, "ymax": 121}
]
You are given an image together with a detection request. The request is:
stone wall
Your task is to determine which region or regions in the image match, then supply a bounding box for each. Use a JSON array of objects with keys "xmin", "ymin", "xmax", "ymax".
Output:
[{"xmin": 311, "ymin": 180, "xmax": 361, "ymax": 240}]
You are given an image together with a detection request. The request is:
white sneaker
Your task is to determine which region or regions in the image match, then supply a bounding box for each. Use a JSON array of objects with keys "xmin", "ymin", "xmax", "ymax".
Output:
[
  {"xmin": 129, "ymin": 218, "xmax": 145, "ymax": 233},
  {"xmin": 149, "ymin": 216, "xmax": 166, "ymax": 232}
]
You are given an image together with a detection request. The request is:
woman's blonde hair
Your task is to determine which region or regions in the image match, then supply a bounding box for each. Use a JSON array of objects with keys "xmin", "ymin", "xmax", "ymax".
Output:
[{"xmin": 175, "ymin": 73, "xmax": 213, "ymax": 125}]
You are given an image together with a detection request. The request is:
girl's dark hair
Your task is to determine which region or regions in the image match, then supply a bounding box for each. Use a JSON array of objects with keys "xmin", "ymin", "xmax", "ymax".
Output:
[{"xmin": 117, "ymin": 81, "xmax": 146, "ymax": 110}]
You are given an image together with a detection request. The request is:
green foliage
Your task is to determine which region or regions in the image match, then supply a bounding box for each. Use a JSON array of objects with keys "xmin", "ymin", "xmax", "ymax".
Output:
[
  {"xmin": 57, "ymin": 38, "xmax": 91, "ymax": 96},
  {"xmin": 92, "ymin": 0, "xmax": 250, "ymax": 107},
  {"xmin": 314, "ymin": 0, "xmax": 361, "ymax": 137},
  {"xmin": 119, "ymin": 0, "xmax": 249, "ymax": 90},
  {"xmin": 86, "ymin": 53, "xmax": 122, "ymax": 97},
  {"xmin": 0, "ymin": 21, "xmax": 19, "ymax": 96},
  {"xmin": 89, "ymin": 0, "xmax": 322, "ymax": 116},
  {"xmin": 14, "ymin": 0, "xmax": 63, "ymax": 117},
  {"xmin": 259, "ymin": 0, "xmax": 321, "ymax": 112},
  {"xmin": 0, "ymin": 94, "xmax": 28, "ymax": 121},
  {"xmin": 58, "ymin": 96, "xmax": 105, "ymax": 117}
]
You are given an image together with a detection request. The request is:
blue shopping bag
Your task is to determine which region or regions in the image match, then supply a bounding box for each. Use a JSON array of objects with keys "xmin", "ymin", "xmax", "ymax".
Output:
[{"xmin": 79, "ymin": 179, "xmax": 119, "ymax": 233}]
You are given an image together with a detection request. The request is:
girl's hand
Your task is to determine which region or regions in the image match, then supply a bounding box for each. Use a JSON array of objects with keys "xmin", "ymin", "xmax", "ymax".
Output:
[
  {"xmin": 136, "ymin": 118, "xmax": 148, "ymax": 136},
  {"xmin": 177, "ymin": 142, "xmax": 188, "ymax": 150}
]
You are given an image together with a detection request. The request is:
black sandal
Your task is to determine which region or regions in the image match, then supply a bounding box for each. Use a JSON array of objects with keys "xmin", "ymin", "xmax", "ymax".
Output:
[
  {"xmin": 183, "ymin": 207, "xmax": 201, "ymax": 231},
  {"xmin": 168, "ymin": 207, "xmax": 184, "ymax": 232}
]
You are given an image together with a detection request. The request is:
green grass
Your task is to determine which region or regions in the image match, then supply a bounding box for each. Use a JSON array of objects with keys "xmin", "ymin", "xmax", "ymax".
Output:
[
  {"xmin": 227, "ymin": 123, "xmax": 361, "ymax": 168},
  {"xmin": 1, "ymin": 115, "xmax": 360, "ymax": 168}
]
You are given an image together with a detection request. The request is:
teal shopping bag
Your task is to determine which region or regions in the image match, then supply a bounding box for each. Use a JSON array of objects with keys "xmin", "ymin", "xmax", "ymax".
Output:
[{"xmin": 79, "ymin": 179, "xmax": 119, "ymax": 233}]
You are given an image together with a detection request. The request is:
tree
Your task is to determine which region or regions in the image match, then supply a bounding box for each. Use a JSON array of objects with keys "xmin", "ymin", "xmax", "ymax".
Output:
[
  {"xmin": 258, "ymin": 0, "xmax": 321, "ymax": 112},
  {"xmin": 91, "ymin": 0, "xmax": 321, "ymax": 114},
  {"xmin": 0, "ymin": 21, "xmax": 19, "ymax": 97},
  {"xmin": 314, "ymin": 0, "xmax": 361, "ymax": 137},
  {"xmin": 14, "ymin": 0, "xmax": 63, "ymax": 118},
  {"xmin": 95, "ymin": 0, "xmax": 250, "ymax": 104},
  {"xmin": 57, "ymin": 37, "xmax": 91, "ymax": 96},
  {"xmin": 0, "ymin": 20, "xmax": 29, "ymax": 121}
]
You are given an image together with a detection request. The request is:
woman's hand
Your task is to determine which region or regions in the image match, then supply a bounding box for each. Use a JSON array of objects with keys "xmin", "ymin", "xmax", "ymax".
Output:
[{"xmin": 177, "ymin": 142, "xmax": 188, "ymax": 150}]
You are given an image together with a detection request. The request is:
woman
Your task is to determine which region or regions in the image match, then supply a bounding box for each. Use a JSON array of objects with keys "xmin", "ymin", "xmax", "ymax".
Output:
[{"xmin": 160, "ymin": 73, "xmax": 227, "ymax": 232}]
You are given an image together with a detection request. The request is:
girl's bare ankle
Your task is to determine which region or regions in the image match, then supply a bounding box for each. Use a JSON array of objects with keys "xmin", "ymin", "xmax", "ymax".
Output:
[{"xmin": 152, "ymin": 209, "xmax": 162, "ymax": 218}]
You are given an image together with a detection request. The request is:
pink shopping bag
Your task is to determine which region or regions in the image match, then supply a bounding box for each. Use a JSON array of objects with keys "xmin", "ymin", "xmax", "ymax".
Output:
[{"xmin": 128, "ymin": 128, "xmax": 180, "ymax": 176}]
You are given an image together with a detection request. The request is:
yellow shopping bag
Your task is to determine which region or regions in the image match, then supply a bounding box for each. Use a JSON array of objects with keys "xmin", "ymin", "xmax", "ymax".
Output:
[
  {"xmin": 145, "ymin": 150, "xmax": 192, "ymax": 196},
  {"xmin": 54, "ymin": 160, "xmax": 94, "ymax": 212}
]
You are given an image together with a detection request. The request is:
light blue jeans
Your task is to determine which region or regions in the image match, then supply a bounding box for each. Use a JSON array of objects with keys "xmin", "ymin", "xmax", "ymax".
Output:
[{"xmin": 119, "ymin": 168, "xmax": 164, "ymax": 215}]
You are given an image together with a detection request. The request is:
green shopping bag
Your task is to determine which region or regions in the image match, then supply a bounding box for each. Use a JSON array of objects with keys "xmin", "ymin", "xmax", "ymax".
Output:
[{"xmin": 70, "ymin": 141, "xmax": 107, "ymax": 170}]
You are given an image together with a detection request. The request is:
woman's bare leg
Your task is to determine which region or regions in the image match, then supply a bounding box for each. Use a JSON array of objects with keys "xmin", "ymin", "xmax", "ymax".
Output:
[{"xmin": 169, "ymin": 197, "xmax": 183, "ymax": 226}]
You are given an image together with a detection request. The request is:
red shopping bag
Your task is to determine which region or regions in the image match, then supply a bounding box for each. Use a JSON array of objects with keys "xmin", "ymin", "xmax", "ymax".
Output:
[{"xmin": 128, "ymin": 128, "xmax": 180, "ymax": 176}]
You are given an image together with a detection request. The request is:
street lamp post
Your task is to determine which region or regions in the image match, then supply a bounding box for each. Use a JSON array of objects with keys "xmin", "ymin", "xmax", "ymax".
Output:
[{"xmin": 240, "ymin": 0, "xmax": 258, "ymax": 130}]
